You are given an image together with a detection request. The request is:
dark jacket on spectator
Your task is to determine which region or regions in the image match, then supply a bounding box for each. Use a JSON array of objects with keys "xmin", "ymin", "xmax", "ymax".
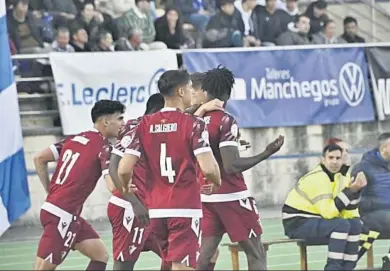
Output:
[
  {"xmin": 251, "ymin": 5, "xmax": 289, "ymax": 43},
  {"xmin": 154, "ymin": 8, "xmax": 194, "ymax": 49},
  {"xmin": 203, "ymin": 9, "xmax": 245, "ymax": 48},
  {"xmin": 352, "ymin": 149, "xmax": 390, "ymax": 215},
  {"xmin": 175, "ymin": 0, "xmax": 214, "ymax": 22},
  {"xmin": 304, "ymin": 2, "xmax": 329, "ymax": 36},
  {"xmin": 43, "ymin": 0, "xmax": 77, "ymax": 17},
  {"xmin": 70, "ymin": 41, "xmax": 92, "ymax": 52},
  {"xmin": 276, "ymin": 30, "xmax": 310, "ymax": 45},
  {"xmin": 341, "ymin": 33, "xmax": 365, "ymax": 43},
  {"xmin": 7, "ymin": 11, "xmax": 44, "ymax": 52},
  {"xmin": 72, "ymin": 15, "xmax": 102, "ymax": 45}
]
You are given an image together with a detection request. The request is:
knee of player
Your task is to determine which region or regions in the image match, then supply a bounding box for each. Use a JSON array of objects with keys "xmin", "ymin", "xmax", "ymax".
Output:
[{"xmin": 102, "ymin": 251, "xmax": 109, "ymax": 263}]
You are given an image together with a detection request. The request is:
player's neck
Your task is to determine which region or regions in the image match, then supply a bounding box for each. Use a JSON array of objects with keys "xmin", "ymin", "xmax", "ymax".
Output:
[
  {"xmin": 164, "ymin": 98, "xmax": 185, "ymax": 111},
  {"xmin": 93, "ymin": 124, "xmax": 108, "ymax": 138}
]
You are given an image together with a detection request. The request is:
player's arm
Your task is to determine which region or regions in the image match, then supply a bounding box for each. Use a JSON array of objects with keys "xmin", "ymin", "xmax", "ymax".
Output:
[
  {"xmin": 192, "ymin": 119, "xmax": 221, "ymax": 187},
  {"xmin": 219, "ymin": 115, "xmax": 284, "ymax": 174},
  {"xmin": 33, "ymin": 141, "xmax": 63, "ymax": 193},
  {"xmin": 117, "ymin": 126, "xmax": 142, "ymax": 193},
  {"xmin": 109, "ymin": 153, "xmax": 143, "ymax": 206},
  {"xmin": 185, "ymin": 99, "xmax": 224, "ymax": 117}
]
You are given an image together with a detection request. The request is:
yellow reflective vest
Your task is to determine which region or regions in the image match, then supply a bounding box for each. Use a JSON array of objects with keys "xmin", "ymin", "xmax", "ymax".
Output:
[{"xmin": 282, "ymin": 164, "xmax": 360, "ymax": 233}]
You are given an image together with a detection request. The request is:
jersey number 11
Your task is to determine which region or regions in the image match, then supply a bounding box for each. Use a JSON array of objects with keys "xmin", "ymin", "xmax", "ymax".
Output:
[{"xmin": 160, "ymin": 143, "xmax": 176, "ymax": 183}]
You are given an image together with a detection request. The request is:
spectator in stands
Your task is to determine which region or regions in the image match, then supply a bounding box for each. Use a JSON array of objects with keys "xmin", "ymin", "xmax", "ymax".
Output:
[
  {"xmin": 7, "ymin": 0, "xmax": 51, "ymax": 53},
  {"xmin": 234, "ymin": 0, "xmax": 255, "ymax": 36},
  {"xmin": 42, "ymin": 0, "xmax": 77, "ymax": 27},
  {"xmin": 251, "ymin": 0, "xmax": 289, "ymax": 46},
  {"xmin": 176, "ymin": 0, "xmax": 212, "ymax": 32},
  {"xmin": 70, "ymin": 24, "xmax": 91, "ymax": 51},
  {"xmin": 304, "ymin": 0, "xmax": 328, "ymax": 37},
  {"xmin": 284, "ymin": 0, "xmax": 298, "ymax": 21},
  {"xmin": 341, "ymin": 16, "xmax": 365, "ymax": 43},
  {"xmin": 283, "ymin": 144, "xmax": 366, "ymax": 271},
  {"xmin": 352, "ymin": 133, "xmax": 390, "ymax": 269},
  {"xmin": 276, "ymin": 14, "xmax": 310, "ymax": 45},
  {"xmin": 98, "ymin": 0, "xmax": 134, "ymax": 19},
  {"xmin": 72, "ymin": 3, "xmax": 104, "ymax": 45},
  {"xmin": 92, "ymin": 30, "xmax": 114, "ymax": 51},
  {"xmin": 115, "ymin": 29, "xmax": 144, "ymax": 50},
  {"xmin": 154, "ymin": 6, "xmax": 195, "ymax": 49},
  {"xmin": 203, "ymin": 0, "xmax": 244, "ymax": 48},
  {"xmin": 117, "ymin": 0, "xmax": 167, "ymax": 49},
  {"xmin": 51, "ymin": 27, "xmax": 75, "ymax": 52},
  {"xmin": 312, "ymin": 20, "xmax": 346, "ymax": 44}
]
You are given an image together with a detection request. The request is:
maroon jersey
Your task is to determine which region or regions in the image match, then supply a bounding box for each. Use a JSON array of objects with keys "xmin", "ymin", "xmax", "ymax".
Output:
[
  {"xmin": 200, "ymin": 111, "xmax": 249, "ymax": 203},
  {"xmin": 46, "ymin": 129, "xmax": 110, "ymax": 215},
  {"xmin": 112, "ymin": 117, "xmax": 149, "ymax": 206},
  {"xmin": 125, "ymin": 107, "xmax": 211, "ymax": 218}
]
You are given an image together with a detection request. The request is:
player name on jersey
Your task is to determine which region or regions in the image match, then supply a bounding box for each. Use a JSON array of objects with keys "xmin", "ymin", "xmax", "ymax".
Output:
[{"xmin": 149, "ymin": 123, "xmax": 178, "ymax": 133}]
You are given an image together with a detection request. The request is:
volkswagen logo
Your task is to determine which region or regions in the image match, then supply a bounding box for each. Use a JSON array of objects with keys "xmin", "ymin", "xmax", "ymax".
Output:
[
  {"xmin": 148, "ymin": 68, "xmax": 166, "ymax": 95},
  {"xmin": 339, "ymin": 62, "xmax": 365, "ymax": 107}
]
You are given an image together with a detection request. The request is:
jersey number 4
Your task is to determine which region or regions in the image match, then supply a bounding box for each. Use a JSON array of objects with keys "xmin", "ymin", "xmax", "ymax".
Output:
[
  {"xmin": 160, "ymin": 143, "xmax": 176, "ymax": 183},
  {"xmin": 55, "ymin": 149, "xmax": 80, "ymax": 185}
]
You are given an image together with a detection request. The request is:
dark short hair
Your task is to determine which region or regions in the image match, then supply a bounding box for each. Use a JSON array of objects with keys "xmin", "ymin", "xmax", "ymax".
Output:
[
  {"xmin": 191, "ymin": 72, "xmax": 205, "ymax": 90},
  {"xmin": 157, "ymin": 70, "xmax": 190, "ymax": 97},
  {"xmin": 91, "ymin": 100, "xmax": 125, "ymax": 123},
  {"xmin": 70, "ymin": 24, "xmax": 85, "ymax": 37},
  {"xmin": 56, "ymin": 27, "xmax": 69, "ymax": 36},
  {"xmin": 145, "ymin": 93, "xmax": 164, "ymax": 115},
  {"xmin": 202, "ymin": 65, "xmax": 235, "ymax": 101},
  {"xmin": 378, "ymin": 132, "xmax": 390, "ymax": 146},
  {"xmin": 322, "ymin": 144, "xmax": 343, "ymax": 157},
  {"xmin": 344, "ymin": 16, "xmax": 357, "ymax": 25},
  {"xmin": 314, "ymin": 0, "xmax": 327, "ymax": 9}
]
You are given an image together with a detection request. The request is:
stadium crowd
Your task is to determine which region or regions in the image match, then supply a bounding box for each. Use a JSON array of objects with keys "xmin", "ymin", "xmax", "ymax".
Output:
[{"xmin": 6, "ymin": 0, "xmax": 366, "ymax": 54}]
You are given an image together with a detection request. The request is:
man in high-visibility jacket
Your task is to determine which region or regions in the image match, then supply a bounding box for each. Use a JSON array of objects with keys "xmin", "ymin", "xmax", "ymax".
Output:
[{"xmin": 282, "ymin": 144, "xmax": 367, "ymax": 270}]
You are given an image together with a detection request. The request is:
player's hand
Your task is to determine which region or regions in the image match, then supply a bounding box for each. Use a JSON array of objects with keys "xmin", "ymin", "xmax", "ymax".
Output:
[
  {"xmin": 124, "ymin": 183, "xmax": 138, "ymax": 194},
  {"xmin": 132, "ymin": 201, "xmax": 150, "ymax": 227},
  {"xmin": 265, "ymin": 135, "xmax": 284, "ymax": 156},
  {"xmin": 200, "ymin": 183, "xmax": 219, "ymax": 195},
  {"xmin": 202, "ymin": 99, "xmax": 224, "ymax": 112},
  {"xmin": 349, "ymin": 172, "xmax": 367, "ymax": 192}
]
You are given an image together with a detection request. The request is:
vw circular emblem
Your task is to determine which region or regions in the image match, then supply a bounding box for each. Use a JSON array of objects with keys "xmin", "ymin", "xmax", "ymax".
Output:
[{"xmin": 338, "ymin": 62, "xmax": 365, "ymax": 107}]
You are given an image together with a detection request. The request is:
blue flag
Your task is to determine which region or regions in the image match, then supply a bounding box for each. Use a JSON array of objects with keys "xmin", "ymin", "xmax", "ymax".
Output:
[{"xmin": 0, "ymin": 0, "xmax": 30, "ymax": 236}]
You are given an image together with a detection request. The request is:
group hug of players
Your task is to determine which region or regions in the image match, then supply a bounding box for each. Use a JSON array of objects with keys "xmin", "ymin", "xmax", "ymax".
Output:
[{"xmin": 32, "ymin": 66, "xmax": 285, "ymax": 271}]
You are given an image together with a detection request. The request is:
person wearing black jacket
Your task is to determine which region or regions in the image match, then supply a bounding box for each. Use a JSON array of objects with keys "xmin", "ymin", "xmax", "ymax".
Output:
[
  {"xmin": 203, "ymin": 0, "xmax": 245, "ymax": 48},
  {"xmin": 154, "ymin": 6, "xmax": 194, "ymax": 49},
  {"xmin": 251, "ymin": 0, "xmax": 290, "ymax": 45},
  {"xmin": 303, "ymin": 0, "xmax": 329, "ymax": 37},
  {"xmin": 340, "ymin": 16, "xmax": 365, "ymax": 43}
]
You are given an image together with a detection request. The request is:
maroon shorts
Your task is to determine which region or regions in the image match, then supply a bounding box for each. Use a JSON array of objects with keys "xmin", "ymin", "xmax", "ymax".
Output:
[
  {"xmin": 149, "ymin": 217, "xmax": 201, "ymax": 268},
  {"xmin": 37, "ymin": 207, "xmax": 99, "ymax": 265},
  {"xmin": 201, "ymin": 197, "xmax": 263, "ymax": 242},
  {"xmin": 107, "ymin": 197, "xmax": 166, "ymax": 262}
]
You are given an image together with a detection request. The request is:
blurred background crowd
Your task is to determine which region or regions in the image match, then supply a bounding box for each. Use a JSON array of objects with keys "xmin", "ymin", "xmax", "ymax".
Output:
[{"xmin": 6, "ymin": 0, "xmax": 366, "ymax": 55}]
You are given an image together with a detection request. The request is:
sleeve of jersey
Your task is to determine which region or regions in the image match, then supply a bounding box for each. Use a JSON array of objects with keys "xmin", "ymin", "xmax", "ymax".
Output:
[
  {"xmin": 112, "ymin": 128, "xmax": 134, "ymax": 158},
  {"xmin": 124, "ymin": 126, "xmax": 142, "ymax": 158},
  {"xmin": 305, "ymin": 174, "xmax": 355, "ymax": 219},
  {"xmin": 219, "ymin": 114, "xmax": 239, "ymax": 148},
  {"xmin": 100, "ymin": 144, "xmax": 112, "ymax": 177},
  {"xmin": 49, "ymin": 139, "xmax": 66, "ymax": 161},
  {"xmin": 192, "ymin": 118, "xmax": 212, "ymax": 156}
]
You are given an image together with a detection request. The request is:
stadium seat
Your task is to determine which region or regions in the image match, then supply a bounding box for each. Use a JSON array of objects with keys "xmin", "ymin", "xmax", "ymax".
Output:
[{"xmin": 222, "ymin": 239, "xmax": 308, "ymax": 271}]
